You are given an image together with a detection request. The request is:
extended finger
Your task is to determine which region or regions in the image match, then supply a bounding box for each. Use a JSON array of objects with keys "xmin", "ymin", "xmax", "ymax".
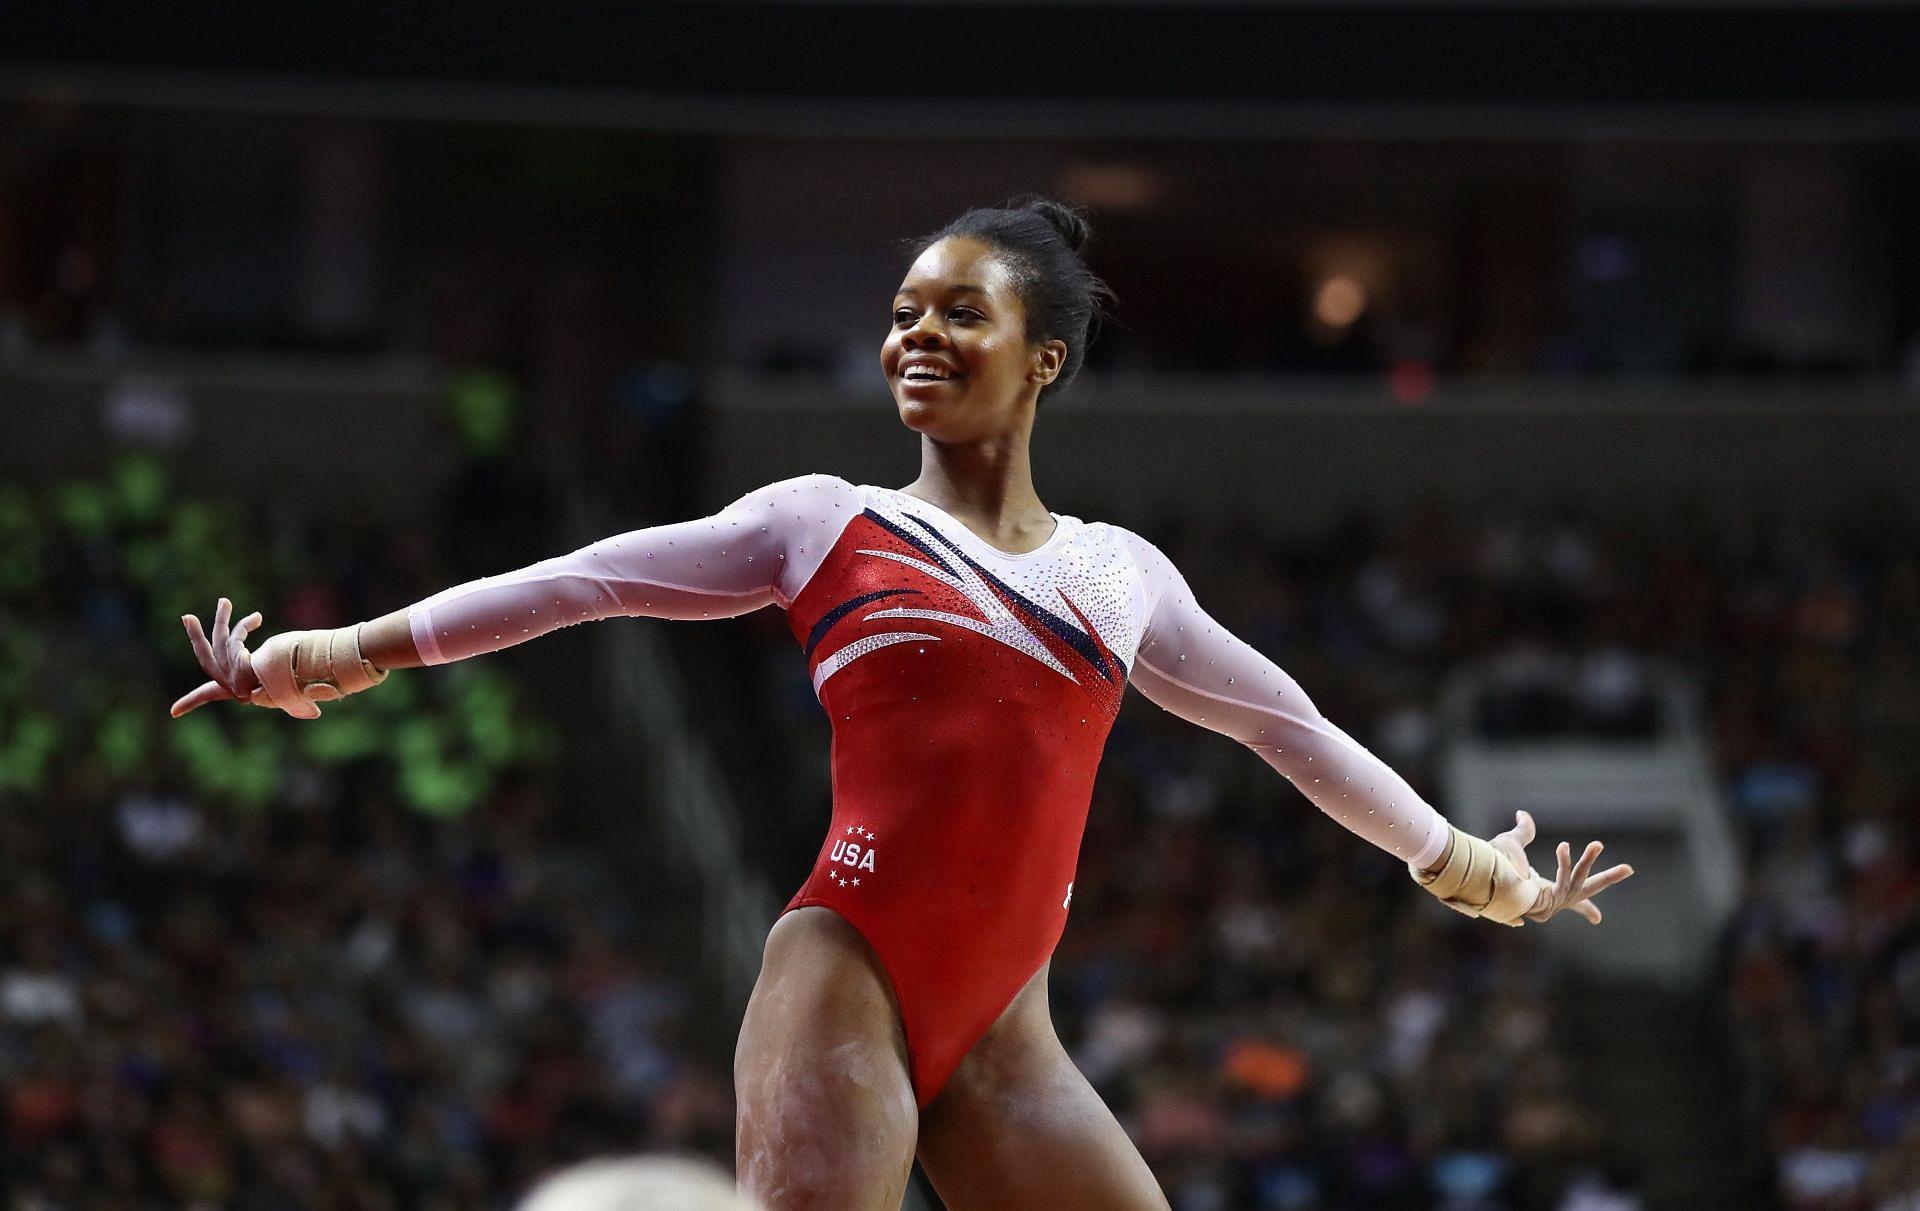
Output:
[
  {"xmin": 170, "ymin": 679, "xmax": 233, "ymax": 717},
  {"xmin": 212, "ymin": 597, "xmax": 232, "ymax": 647},
  {"xmin": 182, "ymin": 615, "xmax": 222, "ymax": 675},
  {"xmin": 1570, "ymin": 841, "xmax": 1603, "ymax": 887},
  {"xmin": 224, "ymin": 611, "xmax": 264, "ymax": 682},
  {"xmin": 1572, "ymin": 898, "xmax": 1603, "ymax": 925},
  {"xmin": 1576, "ymin": 862, "xmax": 1636, "ymax": 899},
  {"xmin": 1522, "ymin": 843, "xmax": 1574, "ymax": 921}
]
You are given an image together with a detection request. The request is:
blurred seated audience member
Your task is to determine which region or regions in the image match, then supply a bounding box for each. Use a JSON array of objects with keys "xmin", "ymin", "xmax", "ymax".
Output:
[{"xmin": 518, "ymin": 1155, "xmax": 763, "ymax": 1211}]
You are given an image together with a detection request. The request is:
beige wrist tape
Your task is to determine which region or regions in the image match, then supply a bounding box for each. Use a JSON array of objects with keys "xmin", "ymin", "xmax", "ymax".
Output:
[
  {"xmin": 253, "ymin": 625, "xmax": 388, "ymax": 716},
  {"xmin": 1408, "ymin": 823, "xmax": 1534, "ymax": 926}
]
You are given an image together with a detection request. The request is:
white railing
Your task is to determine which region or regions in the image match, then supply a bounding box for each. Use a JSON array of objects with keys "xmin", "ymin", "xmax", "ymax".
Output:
[{"xmin": 565, "ymin": 489, "xmax": 779, "ymax": 1013}]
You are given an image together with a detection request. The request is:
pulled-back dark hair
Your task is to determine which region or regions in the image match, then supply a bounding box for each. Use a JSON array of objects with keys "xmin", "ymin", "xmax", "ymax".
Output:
[{"xmin": 907, "ymin": 196, "xmax": 1115, "ymax": 404}]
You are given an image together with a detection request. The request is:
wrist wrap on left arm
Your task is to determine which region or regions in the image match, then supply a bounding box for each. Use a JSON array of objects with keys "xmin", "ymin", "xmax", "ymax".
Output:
[{"xmin": 1409, "ymin": 823, "xmax": 1536, "ymax": 926}]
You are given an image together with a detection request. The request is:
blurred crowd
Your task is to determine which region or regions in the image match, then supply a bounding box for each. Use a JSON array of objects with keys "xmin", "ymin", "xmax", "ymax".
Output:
[
  {"xmin": 1, "ymin": 775, "xmax": 731, "ymax": 1210},
  {"xmin": 1052, "ymin": 750, "xmax": 1620, "ymax": 1211},
  {"xmin": 0, "ymin": 455, "xmax": 557, "ymax": 815},
  {"xmin": 1710, "ymin": 535, "xmax": 1920, "ymax": 1206},
  {"xmin": 1057, "ymin": 496, "xmax": 1919, "ymax": 1211},
  {"xmin": 0, "ymin": 462, "xmax": 729, "ymax": 1209}
]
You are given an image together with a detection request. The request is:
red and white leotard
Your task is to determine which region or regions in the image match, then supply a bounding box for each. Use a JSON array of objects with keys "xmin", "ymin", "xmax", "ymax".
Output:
[{"xmin": 407, "ymin": 474, "xmax": 1450, "ymax": 1105}]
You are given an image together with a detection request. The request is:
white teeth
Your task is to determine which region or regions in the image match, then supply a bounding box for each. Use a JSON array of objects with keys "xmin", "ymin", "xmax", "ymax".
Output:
[{"xmin": 903, "ymin": 364, "xmax": 951, "ymax": 381}]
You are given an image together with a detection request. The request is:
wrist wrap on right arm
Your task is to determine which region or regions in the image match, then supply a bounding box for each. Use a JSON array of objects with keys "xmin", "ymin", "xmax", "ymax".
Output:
[{"xmin": 248, "ymin": 624, "xmax": 388, "ymax": 719}]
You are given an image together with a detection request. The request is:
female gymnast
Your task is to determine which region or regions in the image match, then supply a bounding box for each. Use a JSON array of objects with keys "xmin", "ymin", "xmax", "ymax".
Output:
[{"xmin": 173, "ymin": 198, "xmax": 1634, "ymax": 1211}]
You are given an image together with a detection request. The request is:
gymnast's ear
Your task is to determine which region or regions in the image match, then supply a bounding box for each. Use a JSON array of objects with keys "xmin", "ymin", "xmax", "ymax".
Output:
[{"xmin": 1031, "ymin": 338, "xmax": 1067, "ymax": 386}]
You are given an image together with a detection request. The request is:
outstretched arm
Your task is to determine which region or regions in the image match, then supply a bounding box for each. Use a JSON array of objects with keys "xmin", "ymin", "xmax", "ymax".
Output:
[
  {"xmin": 173, "ymin": 474, "xmax": 859, "ymax": 717},
  {"xmin": 1118, "ymin": 529, "xmax": 1631, "ymax": 925}
]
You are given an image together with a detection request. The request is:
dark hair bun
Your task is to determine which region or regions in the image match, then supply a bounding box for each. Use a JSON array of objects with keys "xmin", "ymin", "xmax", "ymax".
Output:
[{"xmin": 1024, "ymin": 198, "xmax": 1091, "ymax": 253}]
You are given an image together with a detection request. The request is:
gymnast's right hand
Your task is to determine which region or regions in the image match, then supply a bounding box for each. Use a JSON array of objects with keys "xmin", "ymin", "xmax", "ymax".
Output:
[
  {"xmin": 171, "ymin": 596, "xmax": 266, "ymax": 716},
  {"xmin": 172, "ymin": 599, "xmax": 391, "ymax": 721}
]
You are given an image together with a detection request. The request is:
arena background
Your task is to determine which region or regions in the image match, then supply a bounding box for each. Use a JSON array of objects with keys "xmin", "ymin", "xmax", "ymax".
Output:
[{"xmin": 3, "ymin": 3, "xmax": 1919, "ymax": 1208}]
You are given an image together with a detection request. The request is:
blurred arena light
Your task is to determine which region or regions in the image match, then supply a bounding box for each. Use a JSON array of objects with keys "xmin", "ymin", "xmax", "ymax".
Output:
[
  {"xmin": 1313, "ymin": 274, "xmax": 1368, "ymax": 329},
  {"xmin": 1055, "ymin": 161, "xmax": 1164, "ymax": 211}
]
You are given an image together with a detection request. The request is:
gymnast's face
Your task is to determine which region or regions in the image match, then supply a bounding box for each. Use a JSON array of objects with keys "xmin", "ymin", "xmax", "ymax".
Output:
[{"xmin": 883, "ymin": 236, "xmax": 1063, "ymax": 441}]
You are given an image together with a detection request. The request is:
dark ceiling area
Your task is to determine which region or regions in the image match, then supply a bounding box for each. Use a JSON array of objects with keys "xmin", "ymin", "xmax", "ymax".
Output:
[{"xmin": 4, "ymin": 4, "xmax": 1919, "ymax": 108}]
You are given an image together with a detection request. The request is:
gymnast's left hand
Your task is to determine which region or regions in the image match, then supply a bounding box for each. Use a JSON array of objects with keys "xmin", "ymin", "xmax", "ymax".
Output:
[{"xmin": 1489, "ymin": 810, "xmax": 1636, "ymax": 925}]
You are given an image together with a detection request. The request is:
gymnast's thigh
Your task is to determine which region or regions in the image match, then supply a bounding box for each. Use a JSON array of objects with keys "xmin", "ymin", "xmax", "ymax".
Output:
[
  {"xmin": 734, "ymin": 907, "xmax": 919, "ymax": 1211},
  {"xmin": 916, "ymin": 967, "xmax": 1170, "ymax": 1211}
]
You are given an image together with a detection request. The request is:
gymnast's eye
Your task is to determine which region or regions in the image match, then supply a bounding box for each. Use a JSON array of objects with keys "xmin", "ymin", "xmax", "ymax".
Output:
[{"xmin": 893, "ymin": 309, "xmax": 916, "ymax": 325}]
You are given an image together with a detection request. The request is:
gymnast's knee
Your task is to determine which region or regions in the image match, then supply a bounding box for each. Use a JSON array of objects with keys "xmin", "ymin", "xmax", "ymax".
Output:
[{"xmin": 735, "ymin": 1041, "xmax": 917, "ymax": 1198}]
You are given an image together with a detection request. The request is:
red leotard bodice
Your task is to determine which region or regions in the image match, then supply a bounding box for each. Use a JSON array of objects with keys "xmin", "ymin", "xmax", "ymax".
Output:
[{"xmin": 782, "ymin": 487, "xmax": 1142, "ymax": 1104}]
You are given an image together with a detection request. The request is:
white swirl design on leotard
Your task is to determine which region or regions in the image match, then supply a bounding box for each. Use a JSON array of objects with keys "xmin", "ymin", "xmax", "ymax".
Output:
[
  {"xmin": 809, "ymin": 630, "xmax": 941, "ymax": 695},
  {"xmin": 811, "ymin": 510, "xmax": 1079, "ymax": 695}
]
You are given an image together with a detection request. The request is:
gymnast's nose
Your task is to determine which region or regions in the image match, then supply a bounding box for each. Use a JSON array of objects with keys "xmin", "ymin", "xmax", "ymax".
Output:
[{"xmin": 902, "ymin": 315, "xmax": 947, "ymax": 350}]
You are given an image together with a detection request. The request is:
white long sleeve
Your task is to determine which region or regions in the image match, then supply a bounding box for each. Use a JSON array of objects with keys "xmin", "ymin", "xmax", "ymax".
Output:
[
  {"xmin": 405, "ymin": 474, "xmax": 861, "ymax": 665},
  {"xmin": 1118, "ymin": 529, "xmax": 1451, "ymax": 869}
]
